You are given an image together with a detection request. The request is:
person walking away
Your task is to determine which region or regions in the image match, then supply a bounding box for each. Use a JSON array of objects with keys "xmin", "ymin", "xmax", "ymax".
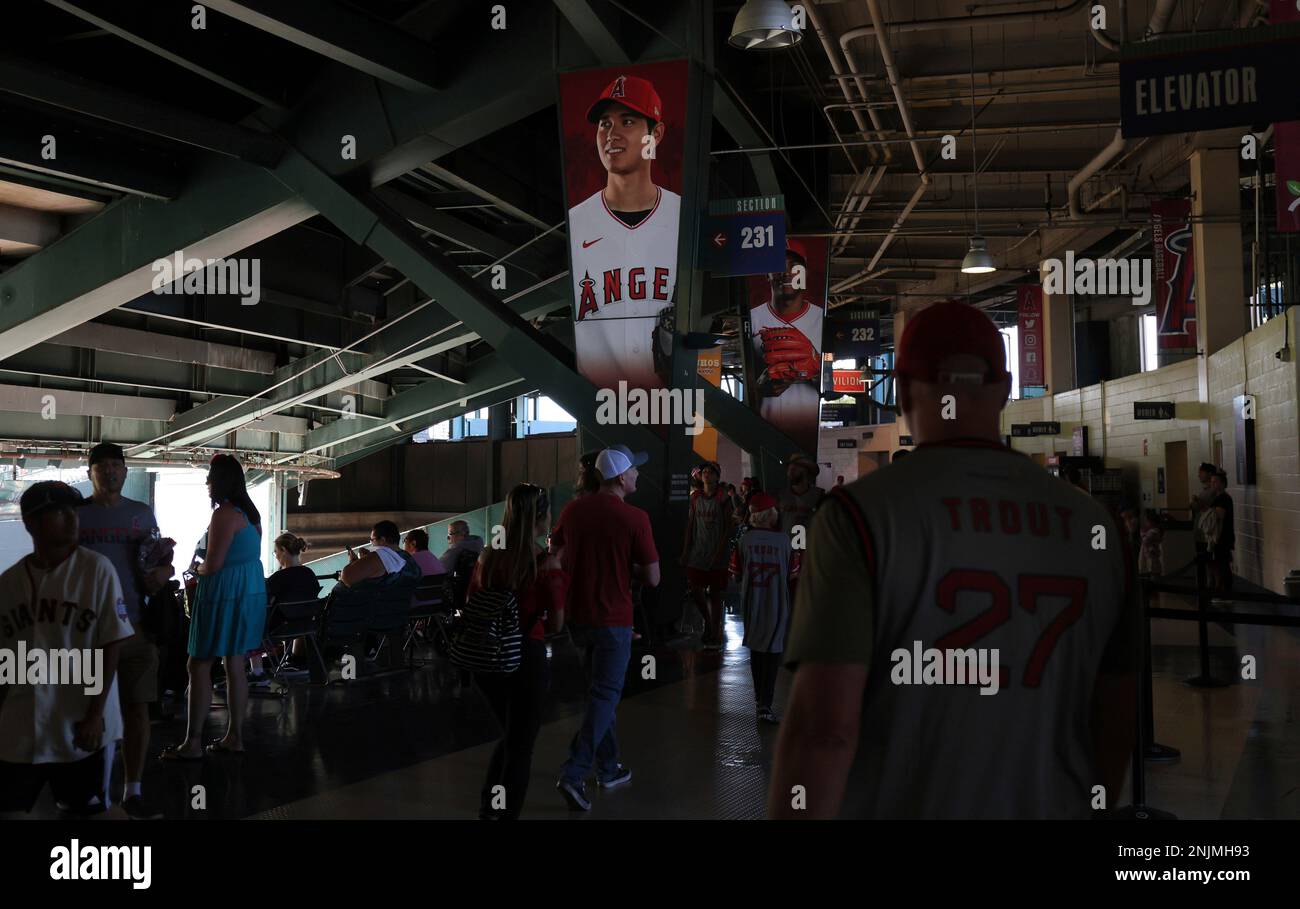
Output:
[
  {"xmin": 550, "ymin": 446, "xmax": 660, "ymax": 811},
  {"xmin": 467, "ymin": 484, "xmax": 568, "ymax": 819}
]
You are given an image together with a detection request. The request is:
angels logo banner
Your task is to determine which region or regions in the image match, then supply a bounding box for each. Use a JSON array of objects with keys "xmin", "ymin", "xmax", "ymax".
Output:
[
  {"xmin": 1016, "ymin": 286, "xmax": 1045, "ymax": 387},
  {"xmin": 741, "ymin": 235, "xmax": 827, "ymax": 455},
  {"xmin": 1150, "ymin": 198, "xmax": 1197, "ymax": 353},
  {"xmin": 558, "ymin": 61, "xmax": 689, "ymax": 393}
]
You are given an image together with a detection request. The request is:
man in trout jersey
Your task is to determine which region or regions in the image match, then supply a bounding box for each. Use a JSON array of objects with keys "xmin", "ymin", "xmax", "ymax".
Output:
[
  {"xmin": 768, "ymin": 301, "xmax": 1139, "ymax": 820},
  {"xmin": 749, "ymin": 239, "xmax": 823, "ymax": 444},
  {"xmin": 569, "ymin": 74, "xmax": 681, "ymax": 391}
]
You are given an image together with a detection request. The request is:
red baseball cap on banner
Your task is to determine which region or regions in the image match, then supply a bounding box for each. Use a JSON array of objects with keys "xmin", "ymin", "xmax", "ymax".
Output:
[
  {"xmin": 785, "ymin": 237, "xmax": 809, "ymax": 264},
  {"xmin": 894, "ymin": 300, "xmax": 1010, "ymax": 384},
  {"xmin": 587, "ymin": 74, "xmax": 664, "ymax": 124}
]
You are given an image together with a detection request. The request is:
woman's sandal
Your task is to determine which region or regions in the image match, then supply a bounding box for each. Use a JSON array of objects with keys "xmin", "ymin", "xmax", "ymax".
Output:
[
  {"xmin": 206, "ymin": 741, "xmax": 246, "ymax": 755},
  {"xmin": 159, "ymin": 745, "xmax": 205, "ymax": 763}
]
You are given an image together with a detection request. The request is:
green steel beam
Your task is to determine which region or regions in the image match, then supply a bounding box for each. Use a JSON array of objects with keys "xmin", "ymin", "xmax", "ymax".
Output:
[
  {"xmin": 201, "ymin": 0, "xmax": 440, "ymax": 92},
  {"xmin": 42, "ymin": 0, "xmax": 289, "ymax": 111},
  {"xmin": 130, "ymin": 274, "xmax": 567, "ymax": 455},
  {"xmin": 0, "ymin": 53, "xmax": 284, "ymax": 165},
  {"xmin": 554, "ymin": 0, "xmax": 632, "ymax": 65},
  {"xmin": 0, "ymin": 5, "xmax": 556, "ymax": 361},
  {"xmin": 274, "ymin": 146, "xmax": 663, "ymax": 461}
]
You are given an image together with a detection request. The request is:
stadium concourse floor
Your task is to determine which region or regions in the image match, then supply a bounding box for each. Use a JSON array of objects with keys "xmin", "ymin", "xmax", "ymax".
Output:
[{"xmin": 30, "ymin": 585, "xmax": 1300, "ymax": 821}]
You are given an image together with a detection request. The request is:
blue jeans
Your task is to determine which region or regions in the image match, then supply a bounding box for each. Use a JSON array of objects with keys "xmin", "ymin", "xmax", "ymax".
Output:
[{"xmin": 561, "ymin": 625, "xmax": 633, "ymax": 785}]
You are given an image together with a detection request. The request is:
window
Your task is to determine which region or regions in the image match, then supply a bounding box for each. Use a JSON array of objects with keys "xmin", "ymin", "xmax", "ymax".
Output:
[
  {"xmin": 1139, "ymin": 313, "xmax": 1158, "ymax": 372},
  {"xmin": 517, "ymin": 394, "xmax": 576, "ymax": 437},
  {"xmin": 1000, "ymin": 326, "xmax": 1021, "ymax": 400}
]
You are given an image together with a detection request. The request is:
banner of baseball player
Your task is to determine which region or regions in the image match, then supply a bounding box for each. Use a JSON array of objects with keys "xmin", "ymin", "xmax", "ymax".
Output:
[
  {"xmin": 558, "ymin": 62, "xmax": 689, "ymax": 395},
  {"xmin": 1017, "ymin": 285, "xmax": 1045, "ymax": 388},
  {"xmin": 741, "ymin": 235, "xmax": 827, "ymax": 456},
  {"xmin": 1150, "ymin": 198, "xmax": 1197, "ymax": 355}
]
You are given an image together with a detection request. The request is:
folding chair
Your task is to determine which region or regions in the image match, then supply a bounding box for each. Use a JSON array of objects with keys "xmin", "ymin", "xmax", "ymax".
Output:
[{"xmin": 404, "ymin": 574, "xmax": 452, "ymax": 666}]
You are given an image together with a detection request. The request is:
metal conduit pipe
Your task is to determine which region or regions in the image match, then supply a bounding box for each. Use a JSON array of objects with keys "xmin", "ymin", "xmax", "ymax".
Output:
[
  {"xmin": 0, "ymin": 449, "xmax": 341, "ymax": 479},
  {"xmin": 832, "ymin": 0, "xmax": 933, "ymax": 282},
  {"xmin": 805, "ymin": 1, "xmax": 886, "ymax": 257},
  {"xmin": 839, "ymin": 0, "xmax": 1090, "ymax": 44},
  {"xmin": 1149, "ymin": 0, "xmax": 1182, "ymax": 36},
  {"xmin": 1067, "ymin": 127, "xmax": 1127, "ymax": 219},
  {"xmin": 851, "ymin": 0, "xmax": 931, "ymax": 183}
]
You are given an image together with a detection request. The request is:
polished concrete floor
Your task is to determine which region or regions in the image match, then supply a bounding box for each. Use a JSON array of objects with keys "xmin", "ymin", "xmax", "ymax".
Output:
[{"xmin": 24, "ymin": 581, "xmax": 1300, "ymax": 820}]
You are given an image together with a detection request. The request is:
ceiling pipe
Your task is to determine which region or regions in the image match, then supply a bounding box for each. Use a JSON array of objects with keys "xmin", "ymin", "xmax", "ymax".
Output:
[
  {"xmin": 831, "ymin": 0, "xmax": 933, "ymax": 283},
  {"xmin": 0, "ymin": 448, "xmax": 340, "ymax": 479},
  {"xmin": 839, "ymin": 0, "xmax": 1090, "ymax": 44},
  {"xmin": 806, "ymin": 0, "xmax": 892, "ymax": 258}
]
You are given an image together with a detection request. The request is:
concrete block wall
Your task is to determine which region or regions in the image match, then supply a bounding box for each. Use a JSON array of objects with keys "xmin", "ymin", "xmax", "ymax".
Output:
[
  {"xmin": 1205, "ymin": 312, "xmax": 1299, "ymax": 591},
  {"xmin": 1003, "ymin": 313, "xmax": 1300, "ymax": 592}
]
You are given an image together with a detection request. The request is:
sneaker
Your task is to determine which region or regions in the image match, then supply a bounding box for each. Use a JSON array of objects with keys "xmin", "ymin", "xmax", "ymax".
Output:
[
  {"xmin": 597, "ymin": 764, "xmax": 633, "ymax": 789},
  {"xmin": 703, "ymin": 639, "xmax": 723, "ymax": 652},
  {"xmin": 758, "ymin": 708, "xmax": 781, "ymax": 725},
  {"xmin": 248, "ymin": 674, "xmax": 272, "ymax": 690},
  {"xmin": 122, "ymin": 795, "xmax": 164, "ymax": 820},
  {"xmin": 556, "ymin": 778, "xmax": 591, "ymax": 811}
]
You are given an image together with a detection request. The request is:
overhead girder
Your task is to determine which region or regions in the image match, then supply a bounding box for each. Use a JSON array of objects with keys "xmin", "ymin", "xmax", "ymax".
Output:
[
  {"xmin": 273, "ymin": 145, "xmax": 662, "ymax": 459},
  {"xmin": 200, "ymin": 0, "xmax": 441, "ymax": 93},
  {"xmin": 0, "ymin": 1, "xmax": 557, "ymax": 361}
]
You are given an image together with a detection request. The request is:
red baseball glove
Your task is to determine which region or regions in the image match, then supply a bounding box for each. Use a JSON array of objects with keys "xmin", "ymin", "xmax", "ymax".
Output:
[{"xmin": 758, "ymin": 326, "xmax": 819, "ymax": 383}]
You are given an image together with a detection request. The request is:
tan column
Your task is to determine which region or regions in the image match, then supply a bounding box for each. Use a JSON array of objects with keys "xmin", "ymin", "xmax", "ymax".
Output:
[
  {"xmin": 1040, "ymin": 261, "xmax": 1075, "ymax": 394},
  {"xmin": 1191, "ymin": 147, "xmax": 1247, "ymax": 404}
]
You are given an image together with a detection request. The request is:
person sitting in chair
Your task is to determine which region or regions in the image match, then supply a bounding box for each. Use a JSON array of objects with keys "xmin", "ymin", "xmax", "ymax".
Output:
[{"xmin": 341, "ymin": 521, "xmax": 412, "ymax": 587}]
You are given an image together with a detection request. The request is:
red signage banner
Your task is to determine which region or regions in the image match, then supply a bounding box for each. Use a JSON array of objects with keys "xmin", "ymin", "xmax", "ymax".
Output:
[
  {"xmin": 1017, "ymin": 285, "xmax": 1045, "ymax": 387},
  {"xmin": 1273, "ymin": 2, "xmax": 1300, "ymax": 232},
  {"xmin": 1151, "ymin": 198, "xmax": 1197, "ymax": 351},
  {"xmin": 832, "ymin": 370, "xmax": 866, "ymax": 395}
]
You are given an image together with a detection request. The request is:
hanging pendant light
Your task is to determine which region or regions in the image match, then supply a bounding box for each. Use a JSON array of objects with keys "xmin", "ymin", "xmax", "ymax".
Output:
[
  {"xmin": 729, "ymin": 0, "xmax": 803, "ymax": 50},
  {"xmin": 961, "ymin": 31, "xmax": 996, "ymax": 275},
  {"xmin": 961, "ymin": 235, "xmax": 996, "ymax": 274}
]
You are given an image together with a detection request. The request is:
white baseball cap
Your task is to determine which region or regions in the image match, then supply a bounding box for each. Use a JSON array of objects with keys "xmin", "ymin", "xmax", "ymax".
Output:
[{"xmin": 596, "ymin": 445, "xmax": 648, "ymax": 480}]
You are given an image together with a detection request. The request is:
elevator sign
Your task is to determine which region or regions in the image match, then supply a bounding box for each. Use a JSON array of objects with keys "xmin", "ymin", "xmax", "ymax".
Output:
[
  {"xmin": 701, "ymin": 195, "xmax": 786, "ymax": 276},
  {"xmin": 1119, "ymin": 23, "xmax": 1300, "ymax": 137}
]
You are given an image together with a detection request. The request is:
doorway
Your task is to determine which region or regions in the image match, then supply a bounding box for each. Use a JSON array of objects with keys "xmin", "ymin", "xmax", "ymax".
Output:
[
  {"xmin": 1030, "ymin": 452, "xmax": 1047, "ymax": 467},
  {"xmin": 858, "ymin": 451, "xmax": 886, "ymax": 477},
  {"xmin": 1164, "ymin": 440, "xmax": 1189, "ymax": 519}
]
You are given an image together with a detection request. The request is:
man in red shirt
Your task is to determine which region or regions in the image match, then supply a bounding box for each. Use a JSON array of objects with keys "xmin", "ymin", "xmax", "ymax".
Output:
[{"xmin": 551, "ymin": 445, "xmax": 660, "ymax": 811}]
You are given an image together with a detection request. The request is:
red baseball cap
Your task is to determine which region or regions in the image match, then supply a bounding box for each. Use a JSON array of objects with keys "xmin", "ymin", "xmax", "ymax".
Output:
[
  {"xmin": 587, "ymin": 75, "xmax": 663, "ymax": 124},
  {"xmin": 748, "ymin": 492, "xmax": 777, "ymax": 512},
  {"xmin": 785, "ymin": 238, "xmax": 808, "ymax": 265},
  {"xmin": 894, "ymin": 300, "xmax": 1009, "ymax": 384}
]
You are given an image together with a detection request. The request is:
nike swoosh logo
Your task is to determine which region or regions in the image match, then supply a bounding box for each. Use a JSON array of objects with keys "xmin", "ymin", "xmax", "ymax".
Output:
[{"xmin": 582, "ymin": 238, "xmax": 603, "ymax": 248}]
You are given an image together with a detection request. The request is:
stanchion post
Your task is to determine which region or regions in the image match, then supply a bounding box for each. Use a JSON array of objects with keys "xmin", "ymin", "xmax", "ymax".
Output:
[
  {"xmin": 1186, "ymin": 552, "xmax": 1231, "ymax": 688},
  {"xmin": 1140, "ymin": 576, "xmax": 1180, "ymax": 762}
]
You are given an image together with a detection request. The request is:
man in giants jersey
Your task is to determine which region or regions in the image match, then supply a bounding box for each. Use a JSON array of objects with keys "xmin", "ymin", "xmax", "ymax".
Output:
[
  {"xmin": 769, "ymin": 301, "xmax": 1138, "ymax": 819},
  {"xmin": 569, "ymin": 74, "xmax": 681, "ymax": 391}
]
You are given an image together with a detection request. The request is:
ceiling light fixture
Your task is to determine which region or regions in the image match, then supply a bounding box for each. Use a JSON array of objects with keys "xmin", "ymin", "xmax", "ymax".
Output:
[
  {"xmin": 728, "ymin": 0, "xmax": 803, "ymax": 50},
  {"xmin": 961, "ymin": 31, "xmax": 996, "ymax": 275}
]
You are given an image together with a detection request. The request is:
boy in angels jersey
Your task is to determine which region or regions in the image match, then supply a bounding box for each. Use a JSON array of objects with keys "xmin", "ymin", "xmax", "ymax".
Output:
[
  {"xmin": 769, "ymin": 301, "xmax": 1139, "ymax": 819},
  {"xmin": 568, "ymin": 74, "xmax": 681, "ymax": 391},
  {"xmin": 0, "ymin": 482, "xmax": 133, "ymax": 816}
]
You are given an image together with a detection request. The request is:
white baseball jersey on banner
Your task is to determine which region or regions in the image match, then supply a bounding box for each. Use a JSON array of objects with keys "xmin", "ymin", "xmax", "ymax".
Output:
[
  {"xmin": 569, "ymin": 186, "xmax": 681, "ymax": 391},
  {"xmin": 749, "ymin": 299, "xmax": 823, "ymax": 429},
  {"xmin": 0, "ymin": 547, "xmax": 133, "ymax": 764},
  {"xmin": 786, "ymin": 441, "xmax": 1136, "ymax": 818}
]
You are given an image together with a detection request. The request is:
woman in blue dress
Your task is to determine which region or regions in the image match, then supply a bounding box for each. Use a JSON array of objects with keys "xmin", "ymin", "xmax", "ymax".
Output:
[{"xmin": 161, "ymin": 454, "xmax": 267, "ymax": 759}]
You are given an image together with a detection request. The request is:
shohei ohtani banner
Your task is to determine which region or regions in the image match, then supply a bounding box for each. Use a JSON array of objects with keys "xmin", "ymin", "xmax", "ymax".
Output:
[
  {"xmin": 1150, "ymin": 198, "xmax": 1197, "ymax": 352},
  {"xmin": 741, "ymin": 235, "xmax": 827, "ymax": 455},
  {"xmin": 559, "ymin": 62, "xmax": 689, "ymax": 393}
]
